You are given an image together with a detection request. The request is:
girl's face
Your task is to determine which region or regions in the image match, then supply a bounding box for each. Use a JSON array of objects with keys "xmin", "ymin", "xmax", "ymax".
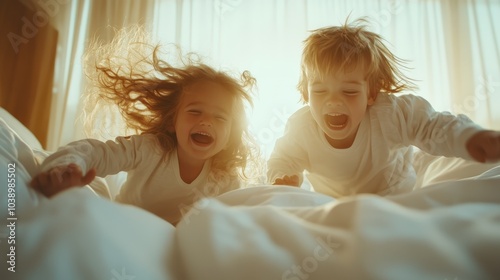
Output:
[
  {"xmin": 307, "ymin": 64, "xmax": 374, "ymax": 149},
  {"xmin": 175, "ymin": 80, "xmax": 233, "ymax": 164}
]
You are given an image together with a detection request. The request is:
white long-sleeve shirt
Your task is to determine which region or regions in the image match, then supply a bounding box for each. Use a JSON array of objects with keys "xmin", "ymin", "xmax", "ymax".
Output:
[
  {"xmin": 40, "ymin": 134, "xmax": 239, "ymax": 224},
  {"xmin": 267, "ymin": 93, "xmax": 483, "ymax": 197}
]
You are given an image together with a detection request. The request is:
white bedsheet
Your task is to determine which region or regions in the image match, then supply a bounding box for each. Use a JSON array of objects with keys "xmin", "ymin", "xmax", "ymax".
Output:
[{"xmin": 1, "ymin": 118, "xmax": 500, "ymax": 280}]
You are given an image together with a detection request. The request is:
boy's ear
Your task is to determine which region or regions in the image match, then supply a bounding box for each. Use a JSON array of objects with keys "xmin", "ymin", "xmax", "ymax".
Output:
[
  {"xmin": 367, "ymin": 91, "xmax": 378, "ymax": 106},
  {"xmin": 368, "ymin": 96, "xmax": 375, "ymax": 106}
]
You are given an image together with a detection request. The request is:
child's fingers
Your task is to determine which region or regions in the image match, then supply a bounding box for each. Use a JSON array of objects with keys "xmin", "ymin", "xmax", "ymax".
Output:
[
  {"xmin": 273, "ymin": 178, "xmax": 284, "ymax": 185},
  {"xmin": 81, "ymin": 168, "xmax": 97, "ymax": 185},
  {"xmin": 39, "ymin": 173, "xmax": 52, "ymax": 190},
  {"xmin": 63, "ymin": 165, "xmax": 95, "ymax": 186},
  {"xmin": 474, "ymin": 151, "xmax": 486, "ymax": 163},
  {"xmin": 29, "ymin": 164, "xmax": 90, "ymax": 198},
  {"xmin": 29, "ymin": 175, "xmax": 40, "ymax": 189},
  {"xmin": 30, "ymin": 173, "xmax": 49, "ymax": 191},
  {"xmin": 65, "ymin": 164, "xmax": 83, "ymax": 183},
  {"xmin": 467, "ymin": 130, "xmax": 500, "ymax": 163},
  {"xmin": 31, "ymin": 173, "xmax": 58, "ymax": 196},
  {"xmin": 49, "ymin": 167, "xmax": 65, "ymax": 185},
  {"xmin": 484, "ymin": 134, "xmax": 500, "ymax": 162},
  {"xmin": 286, "ymin": 175, "xmax": 300, "ymax": 187},
  {"xmin": 289, "ymin": 175, "xmax": 299, "ymax": 183},
  {"xmin": 273, "ymin": 175, "xmax": 300, "ymax": 187},
  {"xmin": 470, "ymin": 139, "xmax": 500, "ymax": 163}
]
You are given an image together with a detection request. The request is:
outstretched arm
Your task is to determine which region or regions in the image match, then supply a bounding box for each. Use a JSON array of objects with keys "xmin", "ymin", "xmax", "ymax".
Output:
[
  {"xmin": 267, "ymin": 110, "xmax": 310, "ymax": 187},
  {"xmin": 396, "ymin": 94, "xmax": 486, "ymax": 161}
]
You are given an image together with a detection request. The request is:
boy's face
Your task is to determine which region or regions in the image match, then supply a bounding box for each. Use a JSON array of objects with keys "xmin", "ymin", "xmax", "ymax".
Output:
[
  {"xmin": 307, "ymin": 64, "xmax": 374, "ymax": 149},
  {"xmin": 175, "ymin": 81, "xmax": 233, "ymax": 164}
]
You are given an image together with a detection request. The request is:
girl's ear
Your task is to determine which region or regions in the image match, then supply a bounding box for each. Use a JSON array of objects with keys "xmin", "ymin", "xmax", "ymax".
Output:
[{"xmin": 167, "ymin": 124, "xmax": 176, "ymax": 133}]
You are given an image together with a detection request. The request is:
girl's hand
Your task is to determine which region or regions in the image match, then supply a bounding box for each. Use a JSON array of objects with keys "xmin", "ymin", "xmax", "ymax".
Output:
[
  {"xmin": 30, "ymin": 163, "xmax": 96, "ymax": 197},
  {"xmin": 466, "ymin": 130, "xmax": 500, "ymax": 163},
  {"xmin": 273, "ymin": 175, "xmax": 300, "ymax": 187}
]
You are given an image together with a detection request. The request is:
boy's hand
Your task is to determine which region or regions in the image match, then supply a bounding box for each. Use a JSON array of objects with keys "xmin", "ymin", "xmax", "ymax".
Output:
[
  {"xmin": 30, "ymin": 163, "xmax": 96, "ymax": 197},
  {"xmin": 466, "ymin": 130, "xmax": 500, "ymax": 163},
  {"xmin": 273, "ymin": 175, "xmax": 300, "ymax": 187}
]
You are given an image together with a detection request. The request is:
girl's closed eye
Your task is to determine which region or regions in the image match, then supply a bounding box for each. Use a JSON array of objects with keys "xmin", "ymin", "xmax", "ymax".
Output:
[
  {"xmin": 216, "ymin": 115, "xmax": 228, "ymax": 122},
  {"xmin": 216, "ymin": 110, "xmax": 232, "ymax": 122},
  {"xmin": 187, "ymin": 109, "xmax": 202, "ymax": 115}
]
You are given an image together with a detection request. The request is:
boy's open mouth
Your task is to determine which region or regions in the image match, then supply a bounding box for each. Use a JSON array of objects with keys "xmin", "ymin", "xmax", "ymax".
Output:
[
  {"xmin": 191, "ymin": 132, "xmax": 214, "ymax": 145},
  {"xmin": 325, "ymin": 113, "xmax": 348, "ymax": 129}
]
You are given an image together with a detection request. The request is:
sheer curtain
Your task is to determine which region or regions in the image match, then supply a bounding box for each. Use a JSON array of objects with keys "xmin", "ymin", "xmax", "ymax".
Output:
[
  {"xmin": 48, "ymin": 0, "xmax": 500, "ymax": 157},
  {"xmin": 47, "ymin": 0, "xmax": 155, "ymax": 149}
]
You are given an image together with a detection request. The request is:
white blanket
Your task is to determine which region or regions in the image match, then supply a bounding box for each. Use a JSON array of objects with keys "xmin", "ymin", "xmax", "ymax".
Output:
[{"xmin": 1, "ymin": 118, "xmax": 500, "ymax": 280}]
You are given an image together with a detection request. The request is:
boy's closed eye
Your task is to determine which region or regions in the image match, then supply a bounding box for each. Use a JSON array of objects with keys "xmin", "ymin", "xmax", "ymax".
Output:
[
  {"xmin": 311, "ymin": 89, "xmax": 327, "ymax": 95},
  {"xmin": 343, "ymin": 90, "xmax": 359, "ymax": 95}
]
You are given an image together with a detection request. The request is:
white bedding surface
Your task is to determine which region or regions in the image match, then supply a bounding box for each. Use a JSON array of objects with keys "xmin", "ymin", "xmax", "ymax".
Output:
[{"xmin": 1, "ymin": 117, "xmax": 500, "ymax": 280}]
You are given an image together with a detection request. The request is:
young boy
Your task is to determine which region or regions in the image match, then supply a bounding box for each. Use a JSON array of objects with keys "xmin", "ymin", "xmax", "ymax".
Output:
[{"xmin": 267, "ymin": 20, "xmax": 500, "ymax": 198}]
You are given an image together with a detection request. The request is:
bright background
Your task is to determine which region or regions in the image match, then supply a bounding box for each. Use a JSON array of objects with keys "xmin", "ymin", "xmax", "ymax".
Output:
[{"xmin": 42, "ymin": 0, "xmax": 500, "ymax": 159}]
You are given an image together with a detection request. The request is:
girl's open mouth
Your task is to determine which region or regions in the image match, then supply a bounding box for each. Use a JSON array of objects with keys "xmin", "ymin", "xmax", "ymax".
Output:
[{"xmin": 191, "ymin": 132, "xmax": 214, "ymax": 145}]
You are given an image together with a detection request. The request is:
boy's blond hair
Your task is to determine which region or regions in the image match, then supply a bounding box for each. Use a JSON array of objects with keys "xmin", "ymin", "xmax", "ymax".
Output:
[{"xmin": 298, "ymin": 18, "xmax": 416, "ymax": 103}]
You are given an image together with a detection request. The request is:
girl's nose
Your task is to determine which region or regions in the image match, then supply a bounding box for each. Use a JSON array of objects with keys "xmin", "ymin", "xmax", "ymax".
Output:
[{"xmin": 199, "ymin": 117, "xmax": 213, "ymax": 127}]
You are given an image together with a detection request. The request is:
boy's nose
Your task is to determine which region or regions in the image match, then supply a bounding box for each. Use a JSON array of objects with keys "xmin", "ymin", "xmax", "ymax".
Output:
[{"xmin": 326, "ymin": 96, "xmax": 343, "ymax": 106}]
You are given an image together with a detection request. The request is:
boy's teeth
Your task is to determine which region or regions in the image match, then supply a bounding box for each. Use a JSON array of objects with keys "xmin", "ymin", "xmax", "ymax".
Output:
[{"xmin": 325, "ymin": 113, "xmax": 348, "ymax": 127}]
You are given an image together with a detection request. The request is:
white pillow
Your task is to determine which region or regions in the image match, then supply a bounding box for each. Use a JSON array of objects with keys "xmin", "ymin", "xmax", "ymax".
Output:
[{"xmin": 0, "ymin": 107, "xmax": 43, "ymax": 150}]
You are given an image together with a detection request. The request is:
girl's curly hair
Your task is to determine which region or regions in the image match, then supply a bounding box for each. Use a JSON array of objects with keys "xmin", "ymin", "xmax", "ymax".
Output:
[{"xmin": 82, "ymin": 27, "xmax": 262, "ymax": 186}]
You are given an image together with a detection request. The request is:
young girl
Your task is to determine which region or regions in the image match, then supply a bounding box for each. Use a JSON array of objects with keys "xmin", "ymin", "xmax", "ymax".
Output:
[
  {"xmin": 268, "ymin": 19, "xmax": 500, "ymax": 197},
  {"xmin": 30, "ymin": 28, "xmax": 260, "ymax": 225}
]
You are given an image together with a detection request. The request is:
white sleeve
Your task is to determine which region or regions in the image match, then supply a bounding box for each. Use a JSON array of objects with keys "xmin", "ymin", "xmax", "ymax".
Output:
[
  {"xmin": 40, "ymin": 135, "xmax": 158, "ymax": 176},
  {"xmin": 266, "ymin": 115, "xmax": 309, "ymax": 185},
  {"xmin": 396, "ymin": 94, "xmax": 483, "ymax": 160}
]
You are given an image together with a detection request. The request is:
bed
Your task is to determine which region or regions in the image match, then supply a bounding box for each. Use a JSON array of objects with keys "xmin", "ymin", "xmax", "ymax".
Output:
[{"xmin": 1, "ymin": 108, "xmax": 500, "ymax": 280}]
